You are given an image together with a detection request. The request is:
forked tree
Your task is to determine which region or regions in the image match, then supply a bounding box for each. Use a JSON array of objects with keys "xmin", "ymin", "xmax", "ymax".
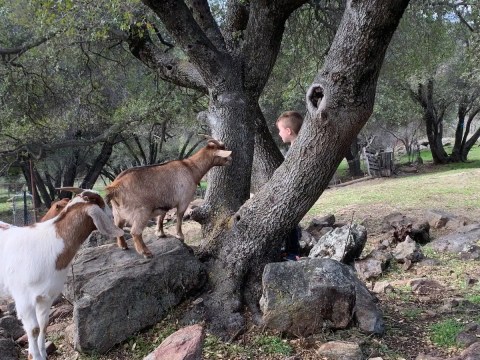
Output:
[{"xmin": 127, "ymin": 0, "xmax": 410, "ymax": 337}]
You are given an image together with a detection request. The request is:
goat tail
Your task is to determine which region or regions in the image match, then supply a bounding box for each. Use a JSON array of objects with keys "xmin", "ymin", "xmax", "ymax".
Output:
[{"xmin": 104, "ymin": 184, "xmax": 117, "ymax": 205}]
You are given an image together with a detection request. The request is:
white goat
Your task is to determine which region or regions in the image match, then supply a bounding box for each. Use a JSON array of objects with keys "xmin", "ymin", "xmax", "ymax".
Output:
[
  {"xmin": 0, "ymin": 220, "xmax": 11, "ymax": 229},
  {"xmin": 0, "ymin": 190, "xmax": 123, "ymax": 360}
]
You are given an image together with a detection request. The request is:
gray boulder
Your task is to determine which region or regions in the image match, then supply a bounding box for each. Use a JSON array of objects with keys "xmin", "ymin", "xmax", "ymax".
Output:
[
  {"xmin": 0, "ymin": 316, "xmax": 24, "ymax": 340},
  {"xmin": 0, "ymin": 338, "xmax": 19, "ymax": 360},
  {"xmin": 64, "ymin": 237, "xmax": 207, "ymax": 354},
  {"xmin": 425, "ymin": 209, "xmax": 469, "ymax": 230},
  {"xmin": 393, "ymin": 236, "xmax": 424, "ymax": 263},
  {"xmin": 429, "ymin": 224, "xmax": 480, "ymax": 254},
  {"xmin": 260, "ymin": 258, "xmax": 384, "ymax": 337},
  {"xmin": 309, "ymin": 224, "xmax": 367, "ymax": 264}
]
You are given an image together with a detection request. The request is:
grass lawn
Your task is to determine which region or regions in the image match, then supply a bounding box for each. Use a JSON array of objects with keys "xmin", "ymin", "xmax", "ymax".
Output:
[{"xmin": 307, "ymin": 143, "xmax": 480, "ymax": 224}]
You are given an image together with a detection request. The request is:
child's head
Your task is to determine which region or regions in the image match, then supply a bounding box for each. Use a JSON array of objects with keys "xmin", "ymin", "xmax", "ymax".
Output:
[{"xmin": 276, "ymin": 111, "xmax": 303, "ymax": 144}]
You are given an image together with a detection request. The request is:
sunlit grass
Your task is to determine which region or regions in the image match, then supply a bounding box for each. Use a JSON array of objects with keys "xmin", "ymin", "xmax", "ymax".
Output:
[
  {"xmin": 429, "ymin": 319, "xmax": 464, "ymax": 348},
  {"xmin": 309, "ymin": 168, "xmax": 480, "ymax": 217}
]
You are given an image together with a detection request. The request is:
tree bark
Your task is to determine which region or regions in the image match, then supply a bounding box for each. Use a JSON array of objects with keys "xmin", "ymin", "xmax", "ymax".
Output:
[
  {"xmin": 451, "ymin": 96, "xmax": 480, "ymax": 162},
  {"xmin": 451, "ymin": 95, "xmax": 467, "ymax": 162},
  {"xmin": 19, "ymin": 160, "xmax": 42, "ymax": 209},
  {"xmin": 129, "ymin": 0, "xmax": 409, "ymax": 339},
  {"xmin": 136, "ymin": 0, "xmax": 309, "ymax": 239},
  {"xmin": 195, "ymin": 0, "xmax": 410, "ymax": 337},
  {"xmin": 33, "ymin": 167, "xmax": 52, "ymax": 209},
  {"xmin": 251, "ymin": 105, "xmax": 284, "ymax": 193}
]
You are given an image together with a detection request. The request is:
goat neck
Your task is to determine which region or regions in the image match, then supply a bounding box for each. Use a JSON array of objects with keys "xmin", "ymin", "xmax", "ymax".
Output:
[
  {"xmin": 184, "ymin": 149, "xmax": 217, "ymax": 182},
  {"xmin": 53, "ymin": 203, "xmax": 97, "ymax": 270}
]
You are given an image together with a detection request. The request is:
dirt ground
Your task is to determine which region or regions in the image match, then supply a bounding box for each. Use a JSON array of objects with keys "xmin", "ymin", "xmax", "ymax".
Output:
[{"xmin": 8, "ymin": 167, "xmax": 480, "ymax": 360}]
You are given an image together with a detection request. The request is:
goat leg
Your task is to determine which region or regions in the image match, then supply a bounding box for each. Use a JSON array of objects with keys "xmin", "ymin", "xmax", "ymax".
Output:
[
  {"xmin": 35, "ymin": 298, "xmax": 52, "ymax": 359},
  {"xmin": 16, "ymin": 302, "xmax": 44, "ymax": 360},
  {"xmin": 175, "ymin": 211, "xmax": 185, "ymax": 241},
  {"xmin": 155, "ymin": 213, "xmax": 167, "ymax": 238},
  {"xmin": 132, "ymin": 233, "xmax": 153, "ymax": 258},
  {"xmin": 117, "ymin": 236, "xmax": 129, "ymax": 250}
]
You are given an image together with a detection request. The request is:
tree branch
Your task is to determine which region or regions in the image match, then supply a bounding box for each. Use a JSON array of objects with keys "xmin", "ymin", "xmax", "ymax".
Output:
[
  {"xmin": 0, "ymin": 32, "xmax": 57, "ymax": 64},
  {"xmin": 242, "ymin": 0, "xmax": 309, "ymax": 94},
  {"xmin": 141, "ymin": 0, "xmax": 230, "ymax": 87},
  {"xmin": 185, "ymin": 0, "xmax": 226, "ymax": 52},
  {"xmin": 127, "ymin": 23, "xmax": 208, "ymax": 93}
]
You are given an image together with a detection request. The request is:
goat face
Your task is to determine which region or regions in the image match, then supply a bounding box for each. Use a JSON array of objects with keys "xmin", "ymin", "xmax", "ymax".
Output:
[
  {"xmin": 40, "ymin": 198, "xmax": 70, "ymax": 222},
  {"xmin": 206, "ymin": 141, "xmax": 233, "ymax": 166}
]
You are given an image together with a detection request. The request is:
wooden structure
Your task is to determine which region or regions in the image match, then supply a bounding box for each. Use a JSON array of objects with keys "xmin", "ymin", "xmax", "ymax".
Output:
[{"xmin": 362, "ymin": 148, "xmax": 393, "ymax": 177}]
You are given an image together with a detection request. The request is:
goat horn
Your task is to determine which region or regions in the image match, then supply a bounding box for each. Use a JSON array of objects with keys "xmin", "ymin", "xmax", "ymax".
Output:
[
  {"xmin": 207, "ymin": 139, "xmax": 225, "ymax": 147},
  {"xmin": 198, "ymin": 134, "xmax": 214, "ymax": 140},
  {"xmin": 55, "ymin": 187, "xmax": 84, "ymax": 194}
]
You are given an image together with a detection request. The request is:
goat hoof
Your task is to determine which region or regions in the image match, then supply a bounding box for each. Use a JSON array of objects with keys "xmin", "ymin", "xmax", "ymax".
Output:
[
  {"xmin": 143, "ymin": 252, "xmax": 153, "ymax": 259},
  {"xmin": 155, "ymin": 231, "xmax": 166, "ymax": 238}
]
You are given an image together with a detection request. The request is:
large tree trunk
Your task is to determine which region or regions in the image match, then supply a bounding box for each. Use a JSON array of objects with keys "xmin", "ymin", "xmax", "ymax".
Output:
[
  {"xmin": 251, "ymin": 104, "xmax": 284, "ymax": 193},
  {"xmin": 19, "ymin": 160, "xmax": 42, "ymax": 210},
  {"xmin": 463, "ymin": 127, "xmax": 480, "ymax": 160},
  {"xmin": 33, "ymin": 167, "xmax": 53, "ymax": 209},
  {"xmin": 197, "ymin": 0, "xmax": 410, "ymax": 338},
  {"xmin": 132, "ymin": 0, "xmax": 409, "ymax": 338},
  {"xmin": 451, "ymin": 96, "xmax": 467, "ymax": 162},
  {"xmin": 136, "ymin": 0, "xmax": 307, "ymax": 237}
]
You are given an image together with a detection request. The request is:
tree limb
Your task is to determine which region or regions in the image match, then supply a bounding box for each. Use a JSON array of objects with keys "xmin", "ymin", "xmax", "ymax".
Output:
[
  {"xmin": 242, "ymin": 0, "xmax": 309, "ymax": 94},
  {"xmin": 127, "ymin": 23, "xmax": 208, "ymax": 93},
  {"xmin": 141, "ymin": 0, "xmax": 230, "ymax": 87},
  {"xmin": 185, "ymin": 0, "xmax": 226, "ymax": 52},
  {"xmin": 0, "ymin": 32, "xmax": 57, "ymax": 64}
]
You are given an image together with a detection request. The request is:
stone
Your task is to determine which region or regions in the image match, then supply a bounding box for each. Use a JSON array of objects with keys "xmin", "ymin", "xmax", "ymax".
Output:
[
  {"xmin": 354, "ymin": 258, "xmax": 384, "ymax": 281},
  {"xmin": 0, "ymin": 337, "xmax": 20, "ymax": 360},
  {"xmin": 49, "ymin": 304, "xmax": 73, "ymax": 323},
  {"xmin": 0, "ymin": 315, "xmax": 25, "ymax": 340},
  {"xmin": 260, "ymin": 258, "xmax": 384, "ymax": 337},
  {"xmin": 372, "ymin": 281, "xmax": 394, "ymax": 294},
  {"xmin": 64, "ymin": 237, "xmax": 207, "ymax": 354},
  {"xmin": 430, "ymin": 224, "xmax": 480, "ymax": 254},
  {"xmin": 143, "ymin": 324, "xmax": 204, "ymax": 360},
  {"xmin": 458, "ymin": 342, "xmax": 480, "ymax": 360},
  {"xmin": 309, "ymin": 223, "xmax": 367, "ymax": 265},
  {"xmin": 410, "ymin": 279, "xmax": 444, "ymax": 295},
  {"xmin": 393, "ymin": 236, "xmax": 423, "ymax": 263},
  {"xmin": 316, "ymin": 341, "xmax": 363, "ymax": 360},
  {"xmin": 425, "ymin": 209, "xmax": 470, "ymax": 230}
]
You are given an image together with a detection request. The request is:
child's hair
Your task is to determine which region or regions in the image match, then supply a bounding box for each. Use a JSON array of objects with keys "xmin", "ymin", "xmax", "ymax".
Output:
[{"xmin": 276, "ymin": 111, "xmax": 304, "ymax": 135}]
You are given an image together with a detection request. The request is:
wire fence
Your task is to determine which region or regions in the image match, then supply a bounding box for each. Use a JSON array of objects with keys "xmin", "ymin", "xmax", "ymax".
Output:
[{"xmin": 0, "ymin": 182, "xmax": 36, "ymax": 226}]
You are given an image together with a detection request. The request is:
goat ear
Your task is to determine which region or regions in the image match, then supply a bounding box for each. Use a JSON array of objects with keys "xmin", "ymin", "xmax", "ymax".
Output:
[
  {"xmin": 215, "ymin": 150, "xmax": 232, "ymax": 158},
  {"xmin": 86, "ymin": 205, "xmax": 124, "ymax": 237}
]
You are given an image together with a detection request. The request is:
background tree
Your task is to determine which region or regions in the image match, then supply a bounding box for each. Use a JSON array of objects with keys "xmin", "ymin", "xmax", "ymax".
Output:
[
  {"xmin": 382, "ymin": 1, "xmax": 480, "ymax": 164},
  {"xmin": 0, "ymin": 1, "xmax": 205, "ymax": 207}
]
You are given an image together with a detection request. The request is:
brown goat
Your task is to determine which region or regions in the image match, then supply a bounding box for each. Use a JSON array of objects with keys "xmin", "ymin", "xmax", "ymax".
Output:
[
  {"xmin": 105, "ymin": 138, "xmax": 232, "ymax": 258},
  {"xmin": 40, "ymin": 198, "xmax": 70, "ymax": 222}
]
